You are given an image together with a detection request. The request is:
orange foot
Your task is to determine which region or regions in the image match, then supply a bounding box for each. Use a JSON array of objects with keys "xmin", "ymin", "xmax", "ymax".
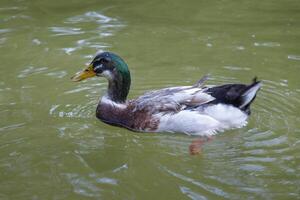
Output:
[{"xmin": 189, "ymin": 136, "xmax": 213, "ymax": 155}]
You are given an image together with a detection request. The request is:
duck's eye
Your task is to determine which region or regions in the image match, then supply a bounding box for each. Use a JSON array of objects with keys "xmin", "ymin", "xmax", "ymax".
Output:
[
  {"xmin": 100, "ymin": 58, "xmax": 105, "ymax": 63},
  {"xmin": 93, "ymin": 60, "xmax": 101, "ymax": 67},
  {"xmin": 100, "ymin": 58, "xmax": 110, "ymax": 63},
  {"xmin": 93, "ymin": 63, "xmax": 104, "ymax": 73}
]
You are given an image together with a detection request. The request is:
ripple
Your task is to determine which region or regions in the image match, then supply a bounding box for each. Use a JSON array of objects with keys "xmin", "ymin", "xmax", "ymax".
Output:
[
  {"xmin": 61, "ymin": 39, "xmax": 111, "ymax": 55},
  {"xmin": 62, "ymin": 47, "xmax": 77, "ymax": 55},
  {"xmin": 77, "ymin": 39, "xmax": 110, "ymax": 49},
  {"xmin": 0, "ymin": 37, "xmax": 7, "ymax": 45},
  {"xmin": 244, "ymin": 136, "xmax": 287, "ymax": 148},
  {"xmin": 0, "ymin": 123, "xmax": 26, "ymax": 132},
  {"xmin": 17, "ymin": 66, "xmax": 68, "ymax": 79},
  {"xmin": 50, "ymin": 11, "xmax": 125, "ymax": 55},
  {"xmin": 239, "ymin": 164, "xmax": 265, "ymax": 172},
  {"xmin": 254, "ymin": 42, "xmax": 281, "ymax": 47},
  {"xmin": 17, "ymin": 66, "xmax": 48, "ymax": 78},
  {"xmin": 235, "ymin": 156, "xmax": 276, "ymax": 163},
  {"xmin": 208, "ymin": 75, "xmax": 239, "ymax": 85},
  {"xmin": 112, "ymin": 163, "xmax": 128, "ymax": 173},
  {"xmin": 64, "ymin": 87, "xmax": 92, "ymax": 94},
  {"xmin": 0, "ymin": 29, "xmax": 12, "ymax": 34},
  {"xmin": 0, "ymin": 87, "xmax": 11, "ymax": 92},
  {"xmin": 64, "ymin": 173, "xmax": 101, "ymax": 198},
  {"xmin": 244, "ymin": 130, "xmax": 273, "ymax": 140},
  {"xmin": 49, "ymin": 103, "xmax": 95, "ymax": 119},
  {"xmin": 243, "ymin": 149, "xmax": 267, "ymax": 155},
  {"xmin": 65, "ymin": 82, "xmax": 105, "ymax": 95},
  {"xmin": 180, "ymin": 186, "xmax": 207, "ymax": 200},
  {"xmin": 32, "ymin": 38, "xmax": 41, "ymax": 45},
  {"xmin": 223, "ymin": 65, "xmax": 251, "ymax": 71},
  {"xmin": 66, "ymin": 11, "xmax": 116, "ymax": 24},
  {"xmin": 95, "ymin": 177, "xmax": 118, "ymax": 185},
  {"xmin": 236, "ymin": 46, "xmax": 245, "ymax": 50},
  {"xmin": 2, "ymin": 14, "xmax": 32, "ymax": 22},
  {"xmin": 287, "ymin": 55, "xmax": 300, "ymax": 61},
  {"xmin": 230, "ymin": 76, "xmax": 300, "ymax": 194},
  {"xmin": 163, "ymin": 167, "xmax": 230, "ymax": 198},
  {"xmin": 254, "ymin": 79, "xmax": 300, "ymax": 128},
  {"xmin": 0, "ymin": 137, "xmax": 26, "ymax": 150},
  {"xmin": 46, "ymin": 70, "xmax": 67, "ymax": 78},
  {"xmin": 50, "ymin": 27, "xmax": 84, "ymax": 36},
  {"xmin": 239, "ymin": 186, "xmax": 265, "ymax": 194},
  {"xmin": 190, "ymin": 76, "xmax": 300, "ymax": 199},
  {"xmin": 0, "ymin": 6, "xmax": 27, "ymax": 11}
]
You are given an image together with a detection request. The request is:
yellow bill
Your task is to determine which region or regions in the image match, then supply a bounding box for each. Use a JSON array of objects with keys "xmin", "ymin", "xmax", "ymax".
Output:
[{"xmin": 71, "ymin": 64, "xmax": 96, "ymax": 82}]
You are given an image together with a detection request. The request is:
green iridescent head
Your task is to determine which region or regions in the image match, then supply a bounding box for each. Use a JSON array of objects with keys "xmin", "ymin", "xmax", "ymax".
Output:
[{"xmin": 72, "ymin": 52, "xmax": 131, "ymax": 102}]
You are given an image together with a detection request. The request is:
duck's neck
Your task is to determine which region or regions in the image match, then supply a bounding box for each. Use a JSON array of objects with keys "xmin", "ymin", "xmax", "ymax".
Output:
[{"xmin": 106, "ymin": 70, "xmax": 131, "ymax": 103}]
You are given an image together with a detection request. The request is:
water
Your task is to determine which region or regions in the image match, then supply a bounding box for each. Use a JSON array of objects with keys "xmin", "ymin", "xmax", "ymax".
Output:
[{"xmin": 1, "ymin": 0, "xmax": 300, "ymax": 199}]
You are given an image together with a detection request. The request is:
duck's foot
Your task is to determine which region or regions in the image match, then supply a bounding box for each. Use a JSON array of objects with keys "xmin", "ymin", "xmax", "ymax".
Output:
[{"xmin": 189, "ymin": 136, "xmax": 213, "ymax": 155}]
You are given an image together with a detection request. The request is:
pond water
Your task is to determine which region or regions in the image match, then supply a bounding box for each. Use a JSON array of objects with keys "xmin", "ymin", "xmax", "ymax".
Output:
[{"xmin": 0, "ymin": 0, "xmax": 299, "ymax": 199}]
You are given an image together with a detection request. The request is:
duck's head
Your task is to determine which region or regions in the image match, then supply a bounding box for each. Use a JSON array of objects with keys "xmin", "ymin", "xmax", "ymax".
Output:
[
  {"xmin": 72, "ymin": 52, "xmax": 131, "ymax": 102},
  {"xmin": 72, "ymin": 52, "xmax": 130, "ymax": 81}
]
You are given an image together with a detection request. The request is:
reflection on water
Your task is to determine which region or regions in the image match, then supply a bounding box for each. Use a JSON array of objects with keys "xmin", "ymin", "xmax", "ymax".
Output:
[
  {"xmin": 253, "ymin": 42, "xmax": 281, "ymax": 47},
  {"xmin": 163, "ymin": 166, "xmax": 230, "ymax": 198},
  {"xmin": 288, "ymin": 55, "xmax": 300, "ymax": 61},
  {"xmin": 49, "ymin": 10, "xmax": 125, "ymax": 56},
  {"xmin": 0, "ymin": 0, "xmax": 300, "ymax": 199}
]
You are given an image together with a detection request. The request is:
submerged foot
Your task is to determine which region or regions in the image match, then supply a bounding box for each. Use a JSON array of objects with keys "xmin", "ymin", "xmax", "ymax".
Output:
[{"xmin": 189, "ymin": 136, "xmax": 213, "ymax": 155}]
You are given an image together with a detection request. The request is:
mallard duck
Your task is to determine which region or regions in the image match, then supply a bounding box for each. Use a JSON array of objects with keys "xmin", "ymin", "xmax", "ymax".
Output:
[{"xmin": 71, "ymin": 52, "xmax": 261, "ymax": 136}]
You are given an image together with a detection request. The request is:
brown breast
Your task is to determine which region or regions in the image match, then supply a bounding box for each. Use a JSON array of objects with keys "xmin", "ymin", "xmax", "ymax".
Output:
[{"xmin": 96, "ymin": 101, "xmax": 159, "ymax": 132}]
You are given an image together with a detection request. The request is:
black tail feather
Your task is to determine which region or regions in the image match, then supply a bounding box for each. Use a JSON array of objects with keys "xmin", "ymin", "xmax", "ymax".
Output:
[{"xmin": 205, "ymin": 77, "xmax": 261, "ymax": 114}]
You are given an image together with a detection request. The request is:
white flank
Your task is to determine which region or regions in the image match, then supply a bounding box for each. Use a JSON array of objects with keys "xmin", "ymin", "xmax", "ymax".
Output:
[
  {"xmin": 202, "ymin": 104, "xmax": 248, "ymax": 129},
  {"xmin": 156, "ymin": 104, "xmax": 248, "ymax": 136},
  {"xmin": 156, "ymin": 110, "xmax": 221, "ymax": 136}
]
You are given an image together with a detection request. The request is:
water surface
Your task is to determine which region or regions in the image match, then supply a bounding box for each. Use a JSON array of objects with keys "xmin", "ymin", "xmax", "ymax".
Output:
[{"xmin": 1, "ymin": 0, "xmax": 300, "ymax": 199}]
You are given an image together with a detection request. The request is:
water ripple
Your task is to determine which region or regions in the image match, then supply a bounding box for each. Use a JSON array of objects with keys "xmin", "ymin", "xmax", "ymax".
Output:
[
  {"xmin": 244, "ymin": 136, "xmax": 287, "ymax": 148},
  {"xmin": 46, "ymin": 70, "xmax": 67, "ymax": 78},
  {"xmin": 223, "ymin": 66, "xmax": 250, "ymax": 71},
  {"xmin": 0, "ymin": 123, "xmax": 26, "ymax": 132},
  {"xmin": 50, "ymin": 27, "xmax": 84, "ymax": 36},
  {"xmin": 17, "ymin": 65, "xmax": 68, "ymax": 79},
  {"xmin": 163, "ymin": 167, "xmax": 230, "ymax": 198},
  {"xmin": 95, "ymin": 177, "xmax": 118, "ymax": 185},
  {"xmin": 64, "ymin": 173, "xmax": 101, "ymax": 198},
  {"xmin": 254, "ymin": 78, "xmax": 299, "ymax": 131},
  {"xmin": 64, "ymin": 87, "xmax": 92, "ymax": 94},
  {"xmin": 239, "ymin": 164, "xmax": 265, "ymax": 172},
  {"xmin": 0, "ymin": 6, "xmax": 27, "ymax": 11},
  {"xmin": 49, "ymin": 11, "xmax": 125, "ymax": 55},
  {"xmin": 113, "ymin": 163, "xmax": 128, "ymax": 173},
  {"xmin": 254, "ymin": 42, "xmax": 281, "ymax": 47},
  {"xmin": 208, "ymin": 75, "xmax": 239, "ymax": 85},
  {"xmin": 180, "ymin": 186, "xmax": 207, "ymax": 200},
  {"xmin": 66, "ymin": 11, "xmax": 116, "ymax": 24},
  {"xmin": 287, "ymin": 55, "xmax": 300, "ymax": 61},
  {"xmin": 2, "ymin": 14, "xmax": 32, "ymax": 22},
  {"xmin": 17, "ymin": 66, "xmax": 48, "ymax": 78},
  {"xmin": 49, "ymin": 102, "xmax": 95, "ymax": 119},
  {"xmin": 0, "ymin": 29, "xmax": 12, "ymax": 34}
]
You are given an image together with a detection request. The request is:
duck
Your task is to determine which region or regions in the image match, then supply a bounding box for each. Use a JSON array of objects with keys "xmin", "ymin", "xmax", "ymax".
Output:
[{"xmin": 71, "ymin": 52, "xmax": 261, "ymax": 136}]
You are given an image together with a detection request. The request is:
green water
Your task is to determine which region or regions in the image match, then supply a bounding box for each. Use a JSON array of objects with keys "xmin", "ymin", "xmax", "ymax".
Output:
[{"xmin": 1, "ymin": 0, "xmax": 300, "ymax": 199}]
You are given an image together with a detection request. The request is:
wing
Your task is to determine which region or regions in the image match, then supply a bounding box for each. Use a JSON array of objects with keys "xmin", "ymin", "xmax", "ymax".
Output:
[{"xmin": 132, "ymin": 86, "xmax": 215, "ymax": 114}]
